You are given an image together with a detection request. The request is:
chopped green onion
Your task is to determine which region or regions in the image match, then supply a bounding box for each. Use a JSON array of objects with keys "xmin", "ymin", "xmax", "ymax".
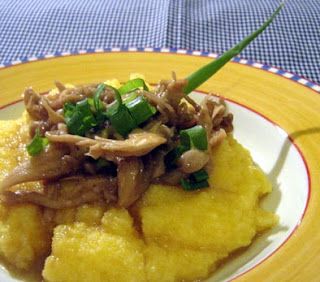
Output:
[
  {"xmin": 105, "ymin": 85, "xmax": 122, "ymax": 104},
  {"xmin": 180, "ymin": 168, "xmax": 209, "ymax": 190},
  {"xmin": 165, "ymin": 126, "xmax": 208, "ymax": 170},
  {"xmin": 63, "ymin": 99, "xmax": 97, "ymax": 136},
  {"xmin": 180, "ymin": 125, "xmax": 208, "ymax": 151},
  {"xmin": 164, "ymin": 145, "xmax": 188, "ymax": 169},
  {"xmin": 118, "ymin": 78, "xmax": 149, "ymax": 95},
  {"xmin": 87, "ymin": 84, "xmax": 107, "ymax": 126},
  {"xmin": 93, "ymin": 84, "xmax": 106, "ymax": 123},
  {"xmin": 105, "ymin": 86, "xmax": 137, "ymax": 136},
  {"xmin": 106, "ymin": 104, "xmax": 137, "ymax": 136},
  {"xmin": 126, "ymin": 96, "xmax": 157, "ymax": 125},
  {"xmin": 180, "ymin": 178, "xmax": 209, "ymax": 191},
  {"xmin": 191, "ymin": 169, "xmax": 209, "ymax": 182},
  {"xmin": 63, "ymin": 102, "xmax": 76, "ymax": 119},
  {"xmin": 183, "ymin": 3, "xmax": 284, "ymax": 94},
  {"xmin": 123, "ymin": 92, "xmax": 138, "ymax": 105},
  {"xmin": 26, "ymin": 129, "xmax": 49, "ymax": 156},
  {"xmin": 93, "ymin": 84, "xmax": 106, "ymax": 112}
]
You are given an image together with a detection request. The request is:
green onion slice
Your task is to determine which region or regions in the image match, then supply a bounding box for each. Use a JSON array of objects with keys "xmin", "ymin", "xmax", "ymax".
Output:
[
  {"xmin": 87, "ymin": 83, "xmax": 107, "ymax": 125},
  {"xmin": 93, "ymin": 84, "xmax": 106, "ymax": 112},
  {"xmin": 63, "ymin": 102, "xmax": 76, "ymax": 119},
  {"xmin": 183, "ymin": 3, "xmax": 284, "ymax": 94},
  {"xmin": 165, "ymin": 126, "xmax": 208, "ymax": 170},
  {"xmin": 164, "ymin": 145, "xmax": 188, "ymax": 169},
  {"xmin": 106, "ymin": 85, "xmax": 122, "ymax": 104},
  {"xmin": 191, "ymin": 169, "xmax": 209, "ymax": 182},
  {"xmin": 126, "ymin": 96, "xmax": 157, "ymax": 125},
  {"xmin": 105, "ymin": 86, "xmax": 137, "ymax": 136},
  {"xmin": 26, "ymin": 128, "xmax": 49, "ymax": 156},
  {"xmin": 63, "ymin": 99, "xmax": 97, "ymax": 136},
  {"xmin": 106, "ymin": 104, "xmax": 137, "ymax": 136},
  {"xmin": 123, "ymin": 92, "xmax": 138, "ymax": 105},
  {"xmin": 180, "ymin": 178, "xmax": 209, "ymax": 191},
  {"xmin": 180, "ymin": 169, "xmax": 209, "ymax": 190},
  {"xmin": 180, "ymin": 125, "xmax": 208, "ymax": 151},
  {"xmin": 118, "ymin": 78, "xmax": 149, "ymax": 95}
]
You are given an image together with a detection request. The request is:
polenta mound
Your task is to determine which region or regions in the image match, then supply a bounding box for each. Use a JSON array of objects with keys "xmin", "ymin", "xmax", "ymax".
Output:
[{"xmin": 0, "ymin": 117, "xmax": 277, "ymax": 282}]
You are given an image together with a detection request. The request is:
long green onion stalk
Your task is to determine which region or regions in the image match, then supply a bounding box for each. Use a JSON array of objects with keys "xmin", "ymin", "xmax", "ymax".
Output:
[{"xmin": 183, "ymin": 2, "xmax": 284, "ymax": 94}]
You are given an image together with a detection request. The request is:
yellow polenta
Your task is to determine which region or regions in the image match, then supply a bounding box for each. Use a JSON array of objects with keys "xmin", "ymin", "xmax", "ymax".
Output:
[{"xmin": 0, "ymin": 117, "xmax": 277, "ymax": 282}]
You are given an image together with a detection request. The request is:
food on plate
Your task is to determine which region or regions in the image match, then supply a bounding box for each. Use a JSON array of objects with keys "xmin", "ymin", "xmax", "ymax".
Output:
[
  {"xmin": 2, "ymin": 71, "xmax": 236, "ymax": 207},
  {"xmin": 0, "ymin": 73, "xmax": 277, "ymax": 281}
]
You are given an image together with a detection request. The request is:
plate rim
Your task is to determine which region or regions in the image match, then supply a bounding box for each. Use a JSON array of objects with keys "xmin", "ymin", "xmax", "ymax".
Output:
[{"xmin": 0, "ymin": 47, "xmax": 319, "ymax": 94}]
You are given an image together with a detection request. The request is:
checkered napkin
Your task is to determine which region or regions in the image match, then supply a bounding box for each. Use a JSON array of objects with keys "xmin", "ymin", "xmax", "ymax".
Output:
[{"xmin": 0, "ymin": 0, "xmax": 319, "ymax": 83}]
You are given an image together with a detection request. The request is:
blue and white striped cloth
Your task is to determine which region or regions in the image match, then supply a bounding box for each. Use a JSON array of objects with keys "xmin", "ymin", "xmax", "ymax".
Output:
[{"xmin": 0, "ymin": 0, "xmax": 319, "ymax": 83}]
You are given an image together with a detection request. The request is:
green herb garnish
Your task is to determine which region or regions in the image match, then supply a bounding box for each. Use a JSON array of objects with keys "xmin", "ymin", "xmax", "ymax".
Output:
[
  {"xmin": 191, "ymin": 169, "xmax": 209, "ymax": 182},
  {"xmin": 180, "ymin": 125, "xmax": 208, "ymax": 151},
  {"xmin": 118, "ymin": 78, "xmax": 149, "ymax": 95},
  {"xmin": 105, "ymin": 86, "xmax": 137, "ymax": 136},
  {"xmin": 90, "ymin": 84, "xmax": 106, "ymax": 125},
  {"xmin": 64, "ymin": 99, "xmax": 97, "ymax": 136},
  {"xmin": 164, "ymin": 145, "xmax": 188, "ymax": 170},
  {"xmin": 180, "ymin": 178, "xmax": 209, "ymax": 191},
  {"xmin": 63, "ymin": 102, "xmax": 76, "ymax": 119},
  {"xmin": 165, "ymin": 126, "xmax": 207, "ymax": 170},
  {"xmin": 183, "ymin": 3, "xmax": 284, "ymax": 94},
  {"xmin": 126, "ymin": 96, "xmax": 157, "ymax": 125},
  {"xmin": 26, "ymin": 129, "xmax": 49, "ymax": 156},
  {"xmin": 123, "ymin": 92, "xmax": 138, "ymax": 105},
  {"xmin": 180, "ymin": 169, "xmax": 209, "ymax": 190}
]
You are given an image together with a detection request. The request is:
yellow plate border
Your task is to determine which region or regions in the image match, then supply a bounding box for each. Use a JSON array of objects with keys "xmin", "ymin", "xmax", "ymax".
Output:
[{"xmin": 0, "ymin": 49, "xmax": 319, "ymax": 282}]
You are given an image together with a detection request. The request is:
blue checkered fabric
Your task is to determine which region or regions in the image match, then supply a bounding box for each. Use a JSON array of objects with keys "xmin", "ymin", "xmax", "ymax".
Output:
[{"xmin": 0, "ymin": 0, "xmax": 319, "ymax": 83}]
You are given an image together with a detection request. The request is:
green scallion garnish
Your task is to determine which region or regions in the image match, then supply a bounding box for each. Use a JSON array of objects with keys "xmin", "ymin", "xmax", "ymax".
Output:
[
  {"xmin": 165, "ymin": 126, "xmax": 207, "ymax": 170},
  {"xmin": 180, "ymin": 178, "xmax": 209, "ymax": 191},
  {"xmin": 180, "ymin": 125, "xmax": 208, "ymax": 151},
  {"xmin": 93, "ymin": 84, "xmax": 106, "ymax": 121},
  {"xmin": 183, "ymin": 3, "xmax": 284, "ymax": 94},
  {"xmin": 106, "ymin": 85, "xmax": 122, "ymax": 104},
  {"xmin": 106, "ymin": 104, "xmax": 137, "ymax": 136},
  {"xmin": 180, "ymin": 169, "xmax": 209, "ymax": 190},
  {"xmin": 164, "ymin": 145, "xmax": 188, "ymax": 170},
  {"xmin": 123, "ymin": 92, "xmax": 138, "ymax": 105},
  {"xmin": 87, "ymin": 84, "xmax": 107, "ymax": 126},
  {"xmin": 126, "ymin": 96, "xmax": 157, "ymax": 125},
  {"xmin": 105, "ymin": 86, "xmax": 137, "ymax": 136},
  {"xmin": 63, "ymin": 102, "xmax": 76, "ymax": 119},
  {"xmin": 118, "ymin": 78, "xmax": 149, "ymax": 95},
  {"xmin": 92, "ymin": 84, "xmax": 106, "ymax": 112},
  {"xmin": 26, "ymin": 129, "xmax": 49, "ymax": 156},
  {"xmin": 63, "ymin": 99, "xmax": 97, "ymax": 136},
  {"xmin": 191, "ymin": 169, "xmax": 209, "ymax": 182}
]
